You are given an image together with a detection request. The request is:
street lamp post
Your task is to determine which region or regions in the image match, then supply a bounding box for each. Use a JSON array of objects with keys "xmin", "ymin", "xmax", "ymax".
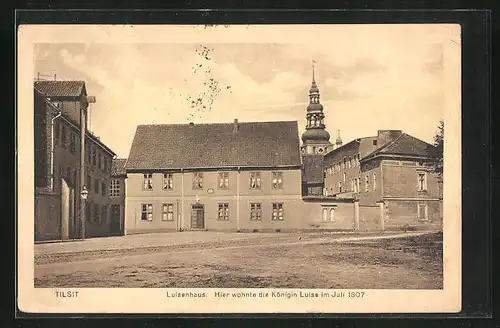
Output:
[{"xmin": 80, "ymin": 186, "xmax": 88, "ymax": 240}]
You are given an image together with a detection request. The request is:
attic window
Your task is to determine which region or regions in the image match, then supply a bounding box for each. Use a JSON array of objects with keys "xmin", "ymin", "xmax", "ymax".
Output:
[{"xmin": 373, "ymin": 140, "xmax": 378, "ymax": 146}]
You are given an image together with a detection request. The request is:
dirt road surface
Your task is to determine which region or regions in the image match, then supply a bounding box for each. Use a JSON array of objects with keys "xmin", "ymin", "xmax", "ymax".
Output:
[{"xmin": 34, "ymin": 231, "xmax": 443, "ymax": 289}]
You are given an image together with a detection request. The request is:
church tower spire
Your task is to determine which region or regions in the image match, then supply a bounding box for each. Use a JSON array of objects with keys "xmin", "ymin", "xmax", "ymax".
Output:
[{"xmin": 301, "ymin": 61, "xmax": 332, "ymax": 155}]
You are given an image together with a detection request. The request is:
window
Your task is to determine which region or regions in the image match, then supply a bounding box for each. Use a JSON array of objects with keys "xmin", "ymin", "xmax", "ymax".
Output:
[
  {"xmin": 98, "ymin": 153, "xmax": 102, "ymax": 170},
  {"xmin": 69, "ymin": 133, "xmax": 76, "ymax": 154},
  {"xmin": 86, "ymin": 144, "xmax": 91, "ymax": 163},
  {"xmin": 218, "ymin": 172, "xmax": 229, "ymax": 189},
  {"xmin": 343, "ymin": 172, "xmax": 346, "ymax": 183},
  {"xmin": 218, "ymin": 203, "xmax": 229, "ymax": 221},
  {"xmin": 92, "ymin": 147, "xmax": 96, "ymax": 166},
  {"xmin": 322, "ymin": 208, "xmax": 335, "ymax": 222},
  {"xmin": 101, "ymin": 205, "xmax": 108, "ymax": 224},
  {"xmin": 94, "ymin": 178, "xmax": 99, "ymax": 194},
  {"xmin": 338, "ymin": 181, "xmax": 342, "ymax": 193},
  {"xmin": 93, "ymin": 203, "xmax": 99, "ymax": 223},
  {"xmin": 101, "ymin": 182, "xmax": 106, "ymax": 196},
  {"xmin": 272, "ymin": 203, "xmax": 284, "ymax": 221},
  {"xmin": 365, "ymin": 175, "xmax": 369, "ymax": 192},
  {"xmin": 103, "ymin": 158, "xmax": 107, "ymax": 173},
  {"xmin": 87, "ymin": 174, "xmax": 92, "ymax": 191},
  {"xmin": 373, "ymin": 173, "xmax": 377, "ymax": 191},
  {"xmin": 249, "ymin": 172, "xmax": 261, "ymax": 189},
  {"xmin": 54, "ymin": 121, "xmax": 60, "ymax": 145},
  {"xmin": 163, "ymin": 173, "xmax": 173, "ymax": 190},
  {"xmin": 110, "ymin": 179, "xmax": 121, "ymax": 197},
  {"xmin": 271, "ymin": 172, "xmax": 283, "ymax": 189},
  {"xmin": 141, "ymin": 204, "xmax": 153, "ymax": 221},
  {"xmin": 192, "ymin": 172, "xmax": 203, "ymax": 190},
  {"xmin": 418, "ymin": 172, "xmax": 427, "ymax": 191},
  {"xmin": 357, "ymin": 178, "xmax": 361, "ymax": 193},
  {"xmin": 61, "ymin": 125, "xmax": 67, "ymax": 148},
  {"xmin": 250, "ymin": 203, "xmax": 262, "ymax": 221},
  {"xmin": 373, "ymin": 140, "xmax": 378, "ymax": 146},
  {"xmin": 348, "ymin": 157, "xmax": 351, "ymax": 169},
  {"xmin": 162, "ymin": 204, "xmax": 174, "ymax": 221},
  {"xmin": 143, "ymin": 174, "xmax": 153, "ymax": 190}
]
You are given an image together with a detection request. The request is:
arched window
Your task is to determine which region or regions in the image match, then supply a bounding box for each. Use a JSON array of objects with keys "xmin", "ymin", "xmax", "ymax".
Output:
[
  {"xmin": 322, "ymin": 208, "xmax": 328, "ymax": 222},
  {"xmin": 329, "ymin": 208, "xmax": 335, "ymax": 222}
]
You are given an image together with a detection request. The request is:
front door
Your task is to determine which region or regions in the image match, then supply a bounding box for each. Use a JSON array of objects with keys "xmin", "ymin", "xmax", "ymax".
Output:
[{"xmin": 191, "ymin": 204, "xmax": 205, "ymax": 229}]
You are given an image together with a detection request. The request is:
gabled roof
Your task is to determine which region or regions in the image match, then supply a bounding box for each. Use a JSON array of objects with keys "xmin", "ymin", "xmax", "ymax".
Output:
[
  {"xmin": 302, "ymin": 155, "xmax": 324, "ymax": 183},
  {"xmin": 111, "ymin": 158, "xmax": 127, "ymax": 177},
  {"xmin": 126, "ymin": 121, "xmax": 302, "ymax": 170},
  {"xmin": 34, "ymin": 80, "xmax": 86, "ymax": 97},
  {"xmin": 362, "ymin": 133, "xmax": 438, "ymax": 160}
]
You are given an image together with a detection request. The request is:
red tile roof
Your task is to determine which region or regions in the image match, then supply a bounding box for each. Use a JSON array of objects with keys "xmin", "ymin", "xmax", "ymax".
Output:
[
  {"xmin": 111, "ymin": 158, "xmax": 127, "ymax": 177},
  {"xmin": 125, "ymin": 121, "xmax": 302, "ymax": 170},
  {"xmin": 34, "ymin": 80, "xmax": 86, "ymax": 97}
]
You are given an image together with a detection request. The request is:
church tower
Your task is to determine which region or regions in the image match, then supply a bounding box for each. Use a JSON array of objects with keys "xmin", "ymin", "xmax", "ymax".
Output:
[{"xmin": 301, "ymin": 62, "xmax": 332, "ymax": 155}]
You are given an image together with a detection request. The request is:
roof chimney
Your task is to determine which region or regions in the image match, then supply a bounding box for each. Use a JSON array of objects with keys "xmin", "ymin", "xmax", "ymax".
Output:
[
  {"xmin": 377, "ymin": 130, "xmax": 403, "ymax": 148},
  {"xmin": 233, "ymin": 118, "xmax": 239, "ymax": 133}
]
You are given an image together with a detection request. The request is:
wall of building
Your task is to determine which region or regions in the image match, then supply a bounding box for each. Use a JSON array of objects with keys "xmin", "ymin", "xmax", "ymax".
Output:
[
  {"xmin": 35, "ymin": 112, "xmax": 115, "ymax": 240},
  {"xmin": 382, "ymin": 160, "xmax": 440, "ymax": 199},
  {"xmin": 125, "ymin": 169, "xmax": 355, "ymax": 234},
  {"xmin": 34, "ymin": 192, "xmax": 61, "ymax": 241},
  {"xmin": 384, "ymin": 199, "xmax": 442, "ymax": 231},
  {"xmin": 34, "ymin": 91, "xmax": 50, "ymax": 188},
  {"xmin": 109, "ymin": 175, "xmax": 126, "ymax": 235},
  {"xmin": 53, "ymin": 99, "xmax": 83, "ymax": 127},
  {"xmin": 81, "ymin": 134, "xmax": 114, "ymax": 237},
  {"xmin": 358, "ymin": 159, "xmax": 383, "ymax": 206},
  {"xmin": 358, "ymin": 205, "xmax": 381, "ymax": 231}
]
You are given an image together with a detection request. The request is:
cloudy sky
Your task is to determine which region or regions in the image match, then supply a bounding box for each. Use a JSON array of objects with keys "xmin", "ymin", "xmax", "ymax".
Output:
[{"xmin": 33, "ymin": 25, "xmax": 459, "ymax": 158}]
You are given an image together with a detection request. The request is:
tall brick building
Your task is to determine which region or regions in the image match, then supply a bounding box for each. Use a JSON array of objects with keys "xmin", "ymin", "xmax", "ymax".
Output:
[{"xmin": 34, "ymin": 80, "xmax": 116, "ymax": 241}]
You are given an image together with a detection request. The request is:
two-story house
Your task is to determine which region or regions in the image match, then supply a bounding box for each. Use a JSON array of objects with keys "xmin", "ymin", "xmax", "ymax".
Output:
[{"xmin": 124, "ymin": 119, "xmax": 326, "ymax": 234}]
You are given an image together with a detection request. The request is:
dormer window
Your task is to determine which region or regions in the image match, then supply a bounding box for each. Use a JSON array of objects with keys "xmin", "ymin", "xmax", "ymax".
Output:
[{"xmin": 373, "ymin": 140, "xmax": 378, "ymax": 146}]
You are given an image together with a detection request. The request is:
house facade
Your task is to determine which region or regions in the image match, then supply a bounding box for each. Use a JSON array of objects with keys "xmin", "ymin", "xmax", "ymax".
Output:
[
  {"xmin": 124, "ymin": 120, "xmax": 357, "ymax": 234},
  {"xmin": 34, "ymin": 80, "xmax": 116, "ymax": 241},
  {"xmin": 323, "ymin": 130, "xmax": 442, "ymax": 230},
  {"xmin": 110, "ymin": 158, "xmax": 127, "ymax": 236}
]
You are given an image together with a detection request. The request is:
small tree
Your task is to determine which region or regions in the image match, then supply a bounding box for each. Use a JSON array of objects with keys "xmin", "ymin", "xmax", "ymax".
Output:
[{"xmin": 432, "ymin": 120, "xmax": 444, "ymax": 178}]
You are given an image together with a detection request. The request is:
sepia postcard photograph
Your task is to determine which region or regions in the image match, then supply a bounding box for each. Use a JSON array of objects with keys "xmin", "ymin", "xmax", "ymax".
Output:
[{"xmin": 17, "ymin": 23, "xmax": 462, "ymax": 314}]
